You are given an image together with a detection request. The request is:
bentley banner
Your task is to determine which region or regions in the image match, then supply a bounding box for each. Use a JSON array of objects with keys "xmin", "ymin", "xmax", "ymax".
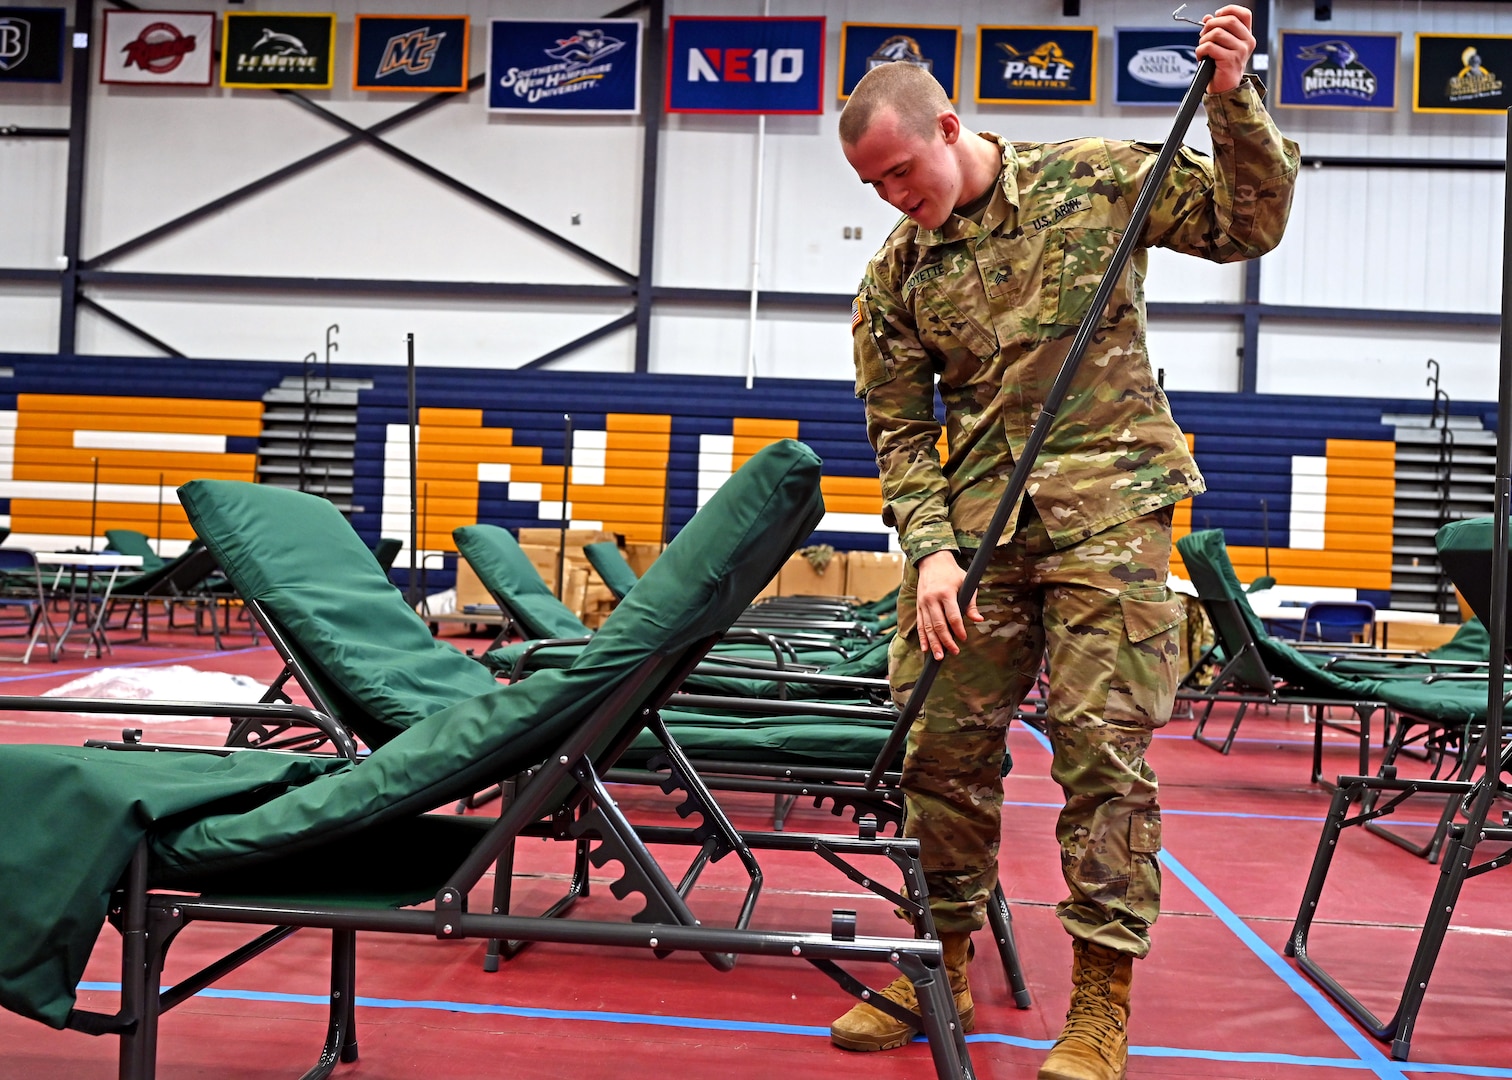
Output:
[
  {"xmin": 837, "ymin": 23, "xmax": 960, "ymax": 102},
  {"xmin": 1415, "ymin": 32, "xmax": 1512, "ymax": 114},
  {"xmin": 488, "ymin": 19, "xmax": 641, "ymax": 114},
  {"xmin": 101, "ymin": 10, "xmax": 215, "ymax": 87},
  {"xmin": 1278, "ymin": 30, "xmax": 1398, "ymax": 111},
  {"xmin": 666, "ymin": 16, "xmax": 825, "ymax": 114},
  {"xmin": 354, "ymin": 14, "xmax": 469, "ymax": 92},
  {"xmin": 0, "ymin": 6, "xmax": 64, "ymax": 83},
  {"xmin": 976, "ymin": 25, "xmax": 1096, "ymax": 105},
  {"xmin": 221, "ymin": 11, "xmax": 336, "ymax": 90},
  {"xmin": 1113, "ymin": 27, "xmax": 1199, "ymax": 105}
]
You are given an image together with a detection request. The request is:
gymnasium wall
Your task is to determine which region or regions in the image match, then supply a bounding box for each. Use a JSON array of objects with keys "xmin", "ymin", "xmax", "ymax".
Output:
[
  {"xmin": 2, "ymin": 0, "xmax": 1507, "ymax": 401},
  {"xmin": 0, "ymin": 351, "xmax": 1495, "ymax": 606}
]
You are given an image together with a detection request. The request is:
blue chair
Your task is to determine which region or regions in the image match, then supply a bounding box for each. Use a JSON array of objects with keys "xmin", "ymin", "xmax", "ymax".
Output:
[
  {"xmin": 0, "ymin": 550, "xmax": 58, "ymax": 663},
  {"xmin": 1300, "ymin": 600, "xmax": 1377, "ymax": 646}
]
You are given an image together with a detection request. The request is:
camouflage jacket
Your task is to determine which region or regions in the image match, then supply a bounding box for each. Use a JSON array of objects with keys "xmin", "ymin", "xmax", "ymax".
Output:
[{"xmin": 854, "ymin": 77, "xmax": 1299, "ymax": 562}]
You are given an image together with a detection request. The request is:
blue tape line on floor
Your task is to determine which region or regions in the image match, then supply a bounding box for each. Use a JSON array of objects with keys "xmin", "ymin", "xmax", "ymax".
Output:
[
  {"xmin": 1019, "ymin": 724, "xmax": 1411, "ymax": 1080},
  {"xmin": 72, "ymin": 982, "xmax": 1512, "ymax": 1075},
  {"xmin": 0, "ymin": 646, "xmax": 273, "ymax": 684}
]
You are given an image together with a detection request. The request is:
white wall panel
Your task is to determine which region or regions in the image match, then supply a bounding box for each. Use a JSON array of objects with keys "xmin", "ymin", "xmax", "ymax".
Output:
[
  {"xmin": 0, "ymin": 292, "xmax": 61, "ymax": 353},
  {"xmin": 1257, "ymin": 319, "xmax": 1499, "ymax": 400},
  {"xmin": 1146, "ymin": 318, "xmax": 1244, "ymax": 391}
]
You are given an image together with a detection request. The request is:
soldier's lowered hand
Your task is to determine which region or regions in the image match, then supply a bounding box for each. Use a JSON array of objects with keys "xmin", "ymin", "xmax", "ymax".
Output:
[{"xmin": 915, "ymin": 550, "xmax": 983, "ymax": 660}]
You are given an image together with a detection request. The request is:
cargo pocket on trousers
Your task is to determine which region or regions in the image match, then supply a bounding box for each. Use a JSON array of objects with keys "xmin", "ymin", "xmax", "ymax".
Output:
[{"xmin": 1104, "ymin": 589, "xmax": 1185, "ymax": 728}]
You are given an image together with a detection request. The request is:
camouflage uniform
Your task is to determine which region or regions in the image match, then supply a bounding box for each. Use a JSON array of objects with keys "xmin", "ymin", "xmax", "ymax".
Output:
[{"xmin": 854, "ymin": 79, "xmax": 1298, "ymax": 951}]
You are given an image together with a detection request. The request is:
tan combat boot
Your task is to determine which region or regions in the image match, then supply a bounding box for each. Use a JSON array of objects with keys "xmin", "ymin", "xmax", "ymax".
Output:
[
  {"xmin": 829, "ymin": 932, "xmax": 975, "ymax": 1052},
  {"xmin": 1037, "ymin": 940, "xmax": 1134, "ymax": 1080}
]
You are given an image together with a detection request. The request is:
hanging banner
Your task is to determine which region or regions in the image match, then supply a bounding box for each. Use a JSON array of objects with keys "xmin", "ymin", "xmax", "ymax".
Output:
[
  {"xmin": 100, "ymin": 10, "xmax": 214, "ymax": 87},
  {"xmin": 354, "ymin": 14, "xmax": 468, "ymax": 92},
  {"xmin": 221, "ymin": 11, "xmax": 336, "ymax": 90},
  {"xmin": 487, "ymin": 18, "xmax": 641, "ymax": 114},
  {"xmin": 666, "ymin": 16, "xmax": 825, "ymax": 114},
  {"xmin": 1113, "ymin": 27, "xmax": 1199, "ymax": 105},
  {"xmin": 837, "ymin": 23, "xmax": 960, "ymax": 102},
  {"xmin": 976, "ymin": 25, "xmax": 1096, "ymax": 105},
  {"xmin": 1415, "ymin": 33, "xmax": 1512, "ymax": 114},
  {"xmin": 1277, "ymin": 30, "xmax": 1398, "ymax": 110},
  {"xmin": 0, "ymin": 6, "xmax": 64, "ymax": 83}
]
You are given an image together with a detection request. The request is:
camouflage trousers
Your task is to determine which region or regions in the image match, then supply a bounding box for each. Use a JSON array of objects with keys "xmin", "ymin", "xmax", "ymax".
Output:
[{"xmin": 890, "ymin": 503, "xmax": 1183, "ymax": 956}]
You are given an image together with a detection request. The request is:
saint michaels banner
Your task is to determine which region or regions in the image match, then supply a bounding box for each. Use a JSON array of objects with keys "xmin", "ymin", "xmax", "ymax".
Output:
[{"xmin": 1277, "ymin": 30, "xmax": 1398, "ymax": 110}]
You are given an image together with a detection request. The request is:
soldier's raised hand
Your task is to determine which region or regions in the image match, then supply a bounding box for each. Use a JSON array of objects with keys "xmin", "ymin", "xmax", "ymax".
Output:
[{"xmin": 1195, "ymin": 5, "xmax": 1256, "ymax": 94}]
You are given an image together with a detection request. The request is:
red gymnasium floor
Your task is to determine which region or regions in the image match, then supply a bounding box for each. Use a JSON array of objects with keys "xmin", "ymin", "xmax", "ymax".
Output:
[{"xmin": 0, "ymin": 624, "xmax": 1507, "ymax": 1080}]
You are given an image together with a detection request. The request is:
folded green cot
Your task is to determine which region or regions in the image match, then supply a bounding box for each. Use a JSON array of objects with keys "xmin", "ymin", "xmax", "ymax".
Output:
[{"xmin": 0, "ymin": 440, "xmax": 980, "ymax": 1080}]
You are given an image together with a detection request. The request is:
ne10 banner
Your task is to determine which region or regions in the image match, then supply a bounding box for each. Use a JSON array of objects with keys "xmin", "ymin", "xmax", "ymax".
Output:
[
  {"xmin": 0, "ymin": 6, "xmax": 65, "ymax": 83},
  {"xmin": 1415, "ymin": 33, "xmax": 1512, "ymax": 114},
  {"xmin": 837, "ymin": 23, "xmax": 960, "ymax": 102},
  {"xmin": 1113, "ymin": 27, "xmax": 1199, "ymax": 105},
  {"xmin": 488, "ymin": 19, "xmax": 641, "ymax": 113},
  {"xmin": 976, "ymin": 25, "xmax": 1097, "ymax": 105},
  {"xmin": 1277, "ymin": 31, "xmax": 1398, "ymax": 110},
  {"xmin": 666, "ymin": 16, "xmax": 825, "ymax": 114}
]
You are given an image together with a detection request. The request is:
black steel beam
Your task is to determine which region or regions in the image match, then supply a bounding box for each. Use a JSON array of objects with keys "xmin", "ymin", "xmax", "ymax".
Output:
[
  {"xmin": 1301, "ymin": 155, "xmax": 1505, "ymax": 172},
  {"xmin": 520, "ymin": 311, "xmax": 636, "ymax": 370},
  {"xmin": 0, "ymin": 268, "xmax": 63, "ymax": 283},
  {"xmin": 83, "ymin": 77, "xmax": 485, "ymax": 270},
  {"xmin": 275, "ymin": 89, "xmax": 634, "ymax": 283},
  {"xmin": 58, "ymin": 0, "xmax": 96, "ymax": 353},
  {"xmin": 76, "ymin": 294, "xmax": 185, "ymax": 358},
  {"xmin": 1257, "ymin": 303, "xmax": 1500, "ymax": 327},
  {"xmin": 633, "ymin": 0, "xmax": 665, "ymax": 373},
  {"xmin": 1241, "ymin": 260, "xmax": 1262, "ymax": 393},
  {"xmin": 77, "ymin": 269, "xmax": 634, "ymax": 300},
  {"xmin": 0, "ymin": 126, "xmax": 70, "ymax": 138}
]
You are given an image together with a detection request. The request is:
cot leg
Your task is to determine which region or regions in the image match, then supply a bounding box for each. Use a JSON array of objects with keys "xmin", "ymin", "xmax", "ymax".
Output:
[{"xmin": 985, "ymin": 884, "xmax": 1031, "ymax": 1008}]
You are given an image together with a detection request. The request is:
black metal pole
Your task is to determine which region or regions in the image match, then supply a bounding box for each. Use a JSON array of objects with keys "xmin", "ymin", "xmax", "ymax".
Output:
[
  {"xmin": 1260, "ymin": 497, "xmax": 1271, "ymax": 577},
  {"xmin": 57, "ymin": 0, "xmax": 94, "ymax": 354},
  {"xmin": 325, "ymin": 323, "xmax": 339, "ymax": 384},
  {"xmin": 406, "ymin": 333, "xmax": 420, "ymax": 609},
  {"xmin": 633, "ymin": 0, "xmax": 666, "ymax": 374},
  {"xmin": 557, "ymin": 415, "xmax": 574, "ymax": 601},
  {"xmin": 88, "ymin": 456, "xmax": 99, "ymax": 551},
  {"xmin": 866, "ymin": 59, "xmax": 1217, "ymax": 789},
  {"xmin": 155, "ymin": 472, "xmax": 164, "ymax": 556}
]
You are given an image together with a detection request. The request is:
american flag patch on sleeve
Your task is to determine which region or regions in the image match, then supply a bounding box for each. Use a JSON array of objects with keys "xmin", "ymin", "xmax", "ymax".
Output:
[{"xmin": 851, "ymin": 296, "xmax": 863, "ymax": 331}]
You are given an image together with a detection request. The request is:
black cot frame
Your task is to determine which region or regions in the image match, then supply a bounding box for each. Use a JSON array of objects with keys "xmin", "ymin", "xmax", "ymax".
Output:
[{"xmin": 46, "ymin": 651, "xmax": 979, "ymax": 1080}]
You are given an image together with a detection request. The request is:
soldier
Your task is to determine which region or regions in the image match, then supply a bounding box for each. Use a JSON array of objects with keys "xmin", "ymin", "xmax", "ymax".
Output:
[{"xmin": 831, "ymin": 7, "xmax": 1297, "ymax": 1079}]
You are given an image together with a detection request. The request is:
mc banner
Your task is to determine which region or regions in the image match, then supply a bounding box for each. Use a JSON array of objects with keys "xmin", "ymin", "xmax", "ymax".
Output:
[
  {"xmin": 488, "ymin": 19, "xmax": 641, "ymax": 114},
  {"xmin": 976, "ymin": 25, "xmax": 1096, "ymax": 105},
  {"xmin": 838, "ymin": 23, "xmax": 960, "ymax": 102},
  {"xmin": 100, "ymin": 10, "xmax": 214, "ymax": 87},
  {"xmin": 666, "ymin": 16, "xmax": 824, "ymax": 114},
  {"xmin": 354, "ymin": 14, "xmax": 469, "ymax": 93},
  {"xmin": 1278, "ymin": 30, "xmax": 1399, "ymax": 110},
  {"xmin": 1415, "ymin": 32, "xmax": 1512, "ymax": 114},
  {"xmin": 1113, "ymin": 27, "xmax": 1199, "ymax": 105}
]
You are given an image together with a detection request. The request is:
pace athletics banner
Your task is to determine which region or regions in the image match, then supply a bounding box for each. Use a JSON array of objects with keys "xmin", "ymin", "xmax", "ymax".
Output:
[
  {"xmin": 0, "ymin": 6, "xmax": 65, "ymax": 83},
  {"xmin": 1113, "ymin": 27, "xmax": 1199, "ymax": 105},
  {"xmin": 354, "ymin": 14, "xmax": 469, "ymax": 92},
  {"xmin": 488, "ymin": 19, "xmax": 641, "ymax": 114},
  {"xmin": 837, "ymin": 23, "xmax": 960, "ymax": 102},
  {"xmin": 1277, "ymin": 30, "xmax": 1398, "ymax": 110},
  {"xmin": 221, "ymin": 12, "xmax": 336, "ymax": 90},
  {"xmin": 976, "ymin": 25, "xmax": 1096, "ymax": 105},
  {"xmin": 1415, "ymin": 33, "xmax": 1512, "ymax": 114},
  {"xmin": 666, "ymin": 16, "xmax": 824, "ymax": 114},
  {"xmin": 101, "ymin": 10, "xmax": 215, "ymax": 87}
]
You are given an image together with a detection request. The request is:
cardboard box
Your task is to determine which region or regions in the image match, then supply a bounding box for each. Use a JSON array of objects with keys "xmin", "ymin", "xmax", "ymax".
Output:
[
  {"xmin": 778, "ymin": 550, "xmax": 848, "ymax": 598},
  {"xmin": 844, "ymin": 551, "xmax": 904, "ymax": 602},
  {"xmin": 624, "ymin": 542, "xmax": 663, "ymax": 578},
  {"xmin": 454, "ymin": 557, "xmax": 492, "ymax": 611},
  {"xmin": 517, "ymin": 527, "xmax": 617, "ymax": 549}
]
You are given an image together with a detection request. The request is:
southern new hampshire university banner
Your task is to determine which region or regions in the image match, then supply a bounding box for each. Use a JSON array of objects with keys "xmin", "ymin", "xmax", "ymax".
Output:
[
  {"xmin": 837, "ymin": 23, "xmax": 960, "ymax": 102},
  {"xmin": 101, "ymin": 10, "xmax": 215, "ymax": 87},
  {"xmin": 354, "ymin": 14, "xmax": 469, "ymax": 93},
  {"xmin": 0, "ymin": 6, "xmax": 64, "ymax": 83},
  {"xmin": 666, "ymin": 16, "xmax": 825, "ymax": 114},
  {"xmin": 488, "ymin": 19, "xmax": 641, "ymax": 114},
  {"xmin": 976, "ymin": 25, "xmax": 1096, "ymax": 105},
  {"xmin": 221, "ymin": 12, "xmax": 335, "ymax": 89},
  {"xmin": 1113, "ymin": 27, "xmax": 1199, "ymax": 105},
  {"xmin": 1277, "ymin": 30, "xmax": 1398, "ymax": 111},
  {"xmin": 1415, "ymin": 33, "xmax": 1512, "ymax": 114}
]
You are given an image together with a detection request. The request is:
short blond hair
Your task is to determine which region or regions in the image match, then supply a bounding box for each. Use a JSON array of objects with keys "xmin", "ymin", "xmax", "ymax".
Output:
[{"xmin": 839, "ymin": 61, "xmax": 951, "ymax": 145}]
